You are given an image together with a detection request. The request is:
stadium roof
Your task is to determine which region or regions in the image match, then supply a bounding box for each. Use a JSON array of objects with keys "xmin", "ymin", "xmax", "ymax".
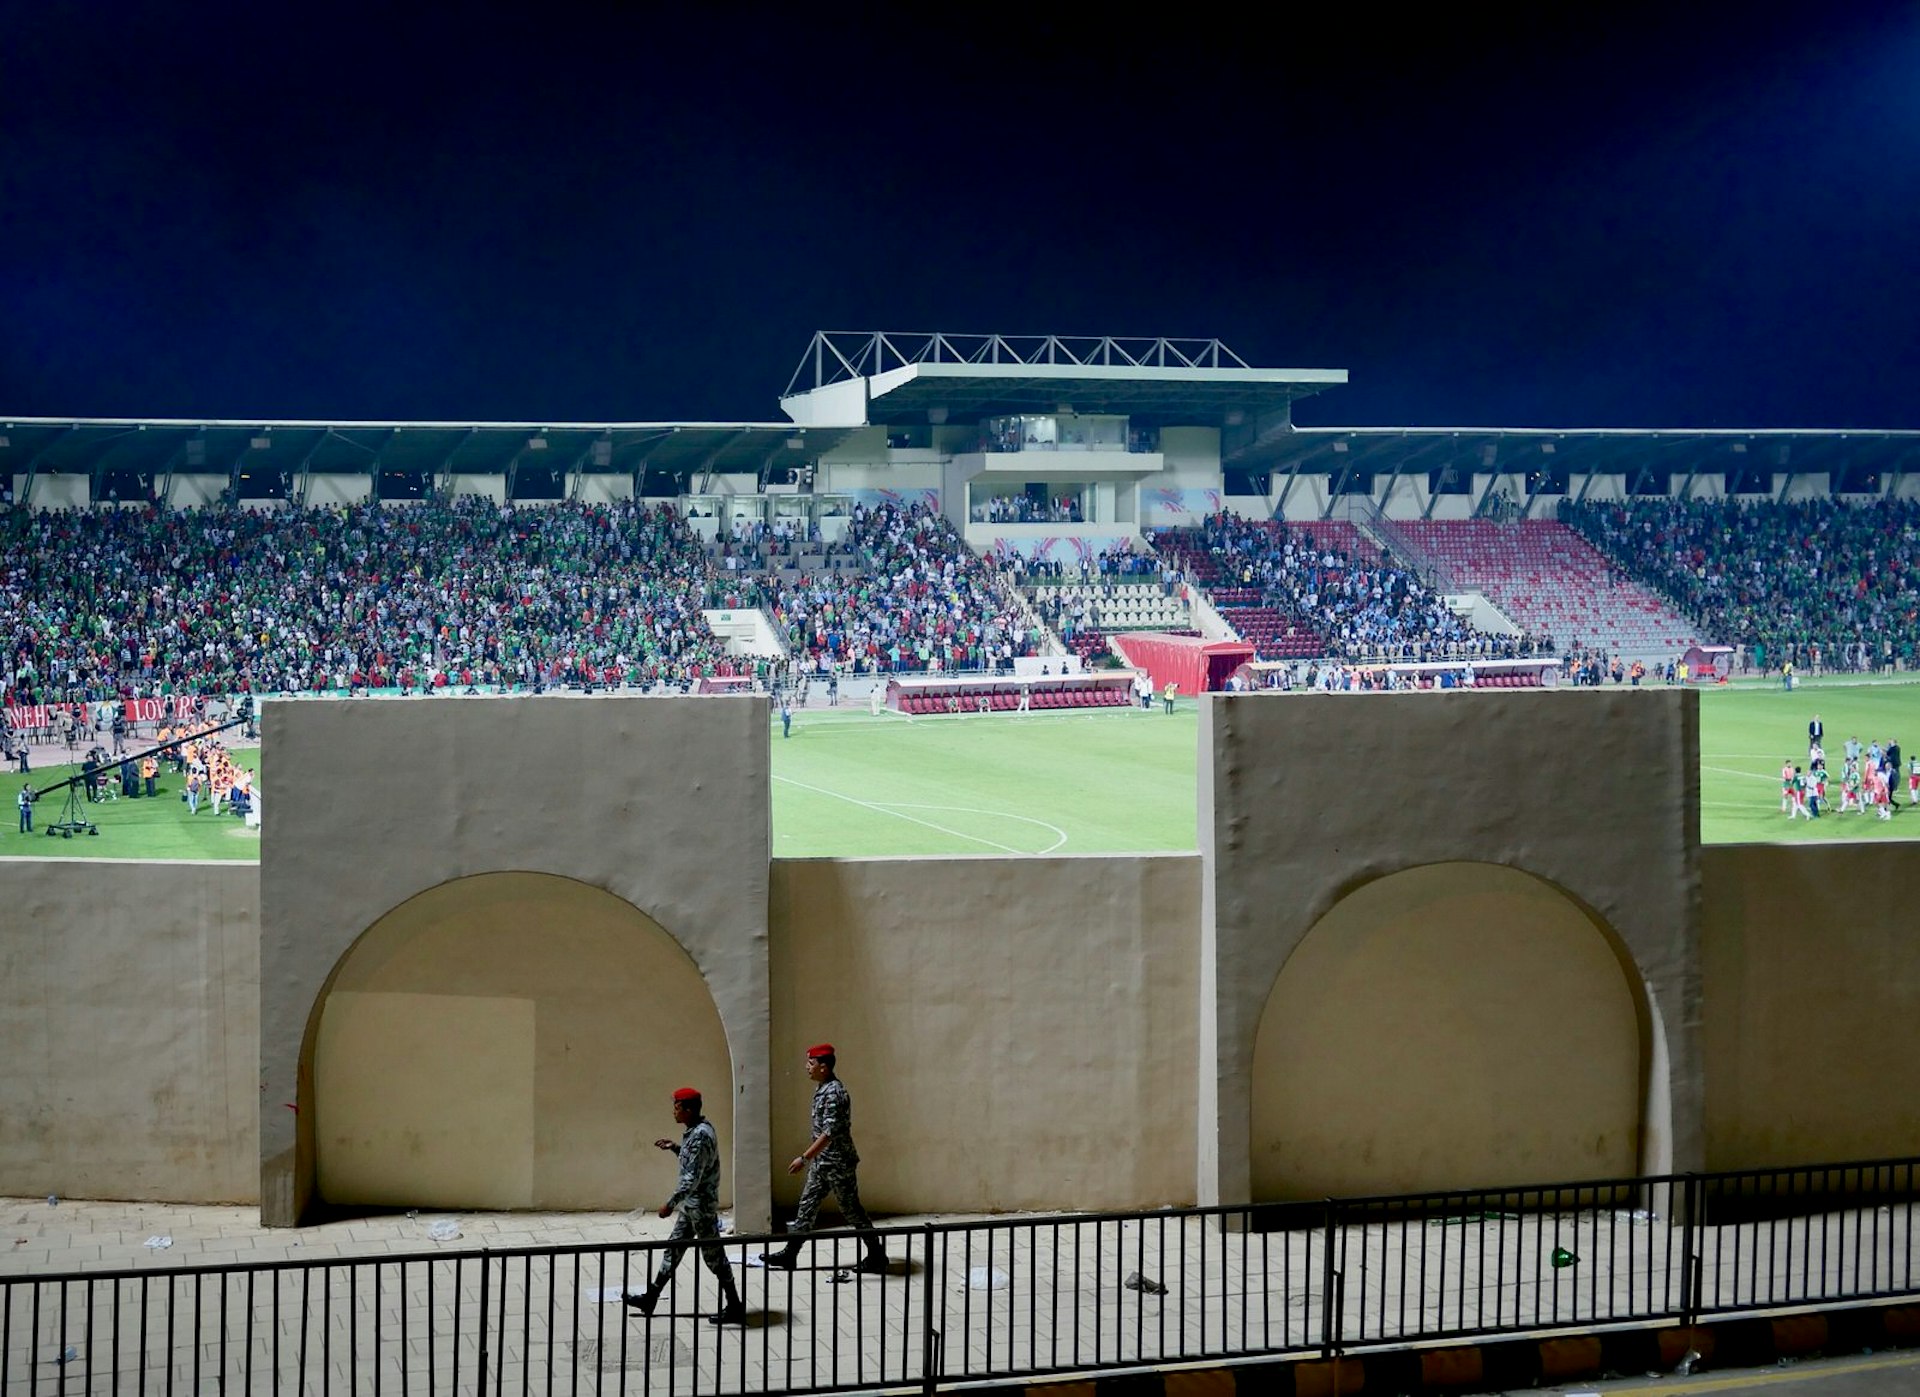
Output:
[
  {"xmin": 0, "ymin": 419, "xmax": 854, "ymax": 492},
  {"xmin": 779, "ymin": 332, "xmax": 1347, "ymax": 427},
  {"xmin": 1241, "ymin": 425, "xmax": 1920, "ymax": 483}
]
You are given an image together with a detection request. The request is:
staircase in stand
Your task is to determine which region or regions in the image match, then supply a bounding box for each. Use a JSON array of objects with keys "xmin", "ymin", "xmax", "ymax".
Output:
[{"xmin": 1388, "ymin": 520, "xmax": 1700, "ymax": 656}]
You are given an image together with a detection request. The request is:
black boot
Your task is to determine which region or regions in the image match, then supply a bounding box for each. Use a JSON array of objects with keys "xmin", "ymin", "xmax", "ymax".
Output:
[
  {"xmin": 707, "ymin": 1282, "xmax": 747, "ymax": 1325},
  {"xmin": 857, "ymin": 1246, "xmax": 889, "ymax": 1275},
  {"xmin": 624, "ymin": 1285, "xmax": 661, "ymax": 1318}
]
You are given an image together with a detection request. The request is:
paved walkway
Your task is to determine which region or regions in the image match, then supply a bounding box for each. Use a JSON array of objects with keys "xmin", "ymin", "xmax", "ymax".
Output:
[{"xmin": 1, "ymin": 1195, "xmax": 1913, "ymax": 1393}]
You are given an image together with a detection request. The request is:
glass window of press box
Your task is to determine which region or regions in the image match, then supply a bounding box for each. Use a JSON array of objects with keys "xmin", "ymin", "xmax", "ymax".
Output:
[{"xmin": 983, "ymin": 415, "xmax": 1138, "ymax": 453}]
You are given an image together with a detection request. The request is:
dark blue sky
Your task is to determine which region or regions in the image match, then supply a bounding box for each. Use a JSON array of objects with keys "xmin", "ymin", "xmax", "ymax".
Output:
[{"xmin": 4, "ymin": 3, "xmax": 1915, "ymax": 428}]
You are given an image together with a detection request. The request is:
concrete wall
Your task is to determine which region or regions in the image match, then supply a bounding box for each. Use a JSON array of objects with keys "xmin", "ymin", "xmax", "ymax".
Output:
[
  {"xmin": 260, "ymin": 695, "xmax": 772, "ymax": 1227},
  {"xmin": 447, "ymin": 473, "xmax": 507, "ymax": 502},
  {"xmin": 305, "ymin": 473, "xmax": 374, "ymax": 507},
  {"xmin": 0, "ymin": 861, "xmax": 260, "ymax": 1203},
  {"xmin": 1201, "ymin": 689, "xmax": 1701, "ymax": 1207},
  {"xmin": 23, "ymin": 475, "xmax": 87, "ymax": 509},
  {"xmin": 9, "ymin": 691, "xmax": 1920, "ymax": 1217},
  {"xmin": 1701, "ymin": 841, "xmax": 1920, "ymax": 1170},
  {"xmin": 1252, "ymin": 861, "xmax": 1643, "ymax": 1199},
  {"xmin": 312, "ymin": 871, "xmax": 733, "ymax": 1211},
  {"xmin": 769, "ymin": 856, "xmax": 1201, "ymax": 1213},
  {"xmin": 165, "ymin": 473, "xmax": 230, "ymax": 508}
]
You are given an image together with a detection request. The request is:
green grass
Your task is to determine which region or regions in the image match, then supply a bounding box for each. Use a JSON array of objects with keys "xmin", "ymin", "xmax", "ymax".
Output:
[
  {"xmin": 3, "ymin": 679, "xmax": 1912, "ymax": 860},
  {"xmin": 772, "ymin": 705, "xmax": 1199, "ymax": 858},
  {"xmin": 2, "ymin": 751, "xmax": 262, "ymax": 860},
  {"xmin": 1696, "ymin": 677, "xmax": 1918, "ymax": 845}
]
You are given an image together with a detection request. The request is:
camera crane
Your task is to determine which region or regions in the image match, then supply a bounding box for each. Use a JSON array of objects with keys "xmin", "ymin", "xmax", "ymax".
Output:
[{"xmin": 31, "ymin": 713, "xmax": 252, "ymax": 840}]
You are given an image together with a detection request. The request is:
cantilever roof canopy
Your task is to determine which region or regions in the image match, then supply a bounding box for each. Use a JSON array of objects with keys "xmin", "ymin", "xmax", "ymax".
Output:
[
  {"xmin": 0, "ymin": 419, "xmax": 857, "ymax": 491},
  {"xmin": 780, "ymin": 332, "xmax": 1347, "ymax": 427},
  {"xmin": 1239, "ymin": 425, "xmax": 1920, "ymax": 480}
]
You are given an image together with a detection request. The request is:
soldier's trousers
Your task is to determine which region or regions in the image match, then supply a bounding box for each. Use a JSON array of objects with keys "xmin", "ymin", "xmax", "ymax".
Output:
[
  {"xmin": 651, "ymin": 1208, "xmax": 734, "ymax": 1292},
  {"xmin": 789, "ymin": 1157, "xmax": 881, "ymax": 1253}
]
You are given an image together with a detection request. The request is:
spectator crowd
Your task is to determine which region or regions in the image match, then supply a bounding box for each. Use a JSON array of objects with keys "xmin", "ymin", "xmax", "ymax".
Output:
[
  {"xmin": 969, "ymin": 493, "xmax": 1084, "ymax": 524},
  {"xmin": 1562, "ymin": 498, "xmax": 1920, "ymax": 673},
  {"xmin": 1, "ymin": 498, "xmax": 756, "ymax": 705},
  {"xmin": 768, "ymin": 501, "xmax": 1041, "ymax": 674},
  {"xmin": 1153, "ymin": 514, "xmax": 1545, "ymax": 662}
]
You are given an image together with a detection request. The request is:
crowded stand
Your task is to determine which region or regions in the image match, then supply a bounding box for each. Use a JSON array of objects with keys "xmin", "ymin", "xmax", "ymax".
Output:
[
  {"xmin": 1148, "ymin": 514, "xmax": 1539, "ymax": 663},
  {"xmin": 0, "ymin": 498, "xmax": 754, "ymax": 706},
  {"xmin": 767, "ymin": 501, "xmax": 1042, "ymax": 673},
  {"xmin": 1561, "ymin": 498, "xmax": 1920, "ymax": 672}
]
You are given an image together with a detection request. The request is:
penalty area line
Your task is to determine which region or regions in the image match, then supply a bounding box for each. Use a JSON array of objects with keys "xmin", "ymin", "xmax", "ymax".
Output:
[{"xmin": 772, "ymin": 774, "xmax": 1028, "ymax": 854}]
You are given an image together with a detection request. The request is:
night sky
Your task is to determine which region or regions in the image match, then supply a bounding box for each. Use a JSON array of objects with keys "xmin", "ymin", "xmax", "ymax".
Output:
[{"xmin": 4, "ymin": 3, "xmax": 1916, "ymax": 429}]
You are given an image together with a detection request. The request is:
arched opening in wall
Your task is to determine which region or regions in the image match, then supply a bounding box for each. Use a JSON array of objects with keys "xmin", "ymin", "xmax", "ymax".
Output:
[
  {"xmin": 309, "ymin": 872, "xmax": 731, "ymax": 1211},
  {"xmin": 1251, "ymin": 862, "xmax": 1648, "ymax": 1201}
]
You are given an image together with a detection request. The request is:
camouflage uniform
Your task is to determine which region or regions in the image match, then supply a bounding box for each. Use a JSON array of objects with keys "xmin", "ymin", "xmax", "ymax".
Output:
[
  {"xmin": 784, "ymin": 1076, "xmax": 884, "ymax": 1262},
  {"xmin": 650, "ymin": 1115, "xmax": 732, "ymax": 1292}
]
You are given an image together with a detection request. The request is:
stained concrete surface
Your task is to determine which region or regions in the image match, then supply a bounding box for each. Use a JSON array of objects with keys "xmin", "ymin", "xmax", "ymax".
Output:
[{"xmin": 1506, "ymin": 1350, "xmax": 1920, "ymax": 1396}]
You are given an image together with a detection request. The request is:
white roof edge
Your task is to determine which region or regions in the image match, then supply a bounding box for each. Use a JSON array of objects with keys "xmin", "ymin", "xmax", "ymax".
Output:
[
  {"xmin": 1291, "ymin": 425, "xmax": 1920, "ymax": 437},
  {"xmin": 0, "ymin": 417, "xmax": 821, "ymax": 431},
  {"xmin": 889, "ymin": 363, "xmax": 1347, "ymax": 384}
]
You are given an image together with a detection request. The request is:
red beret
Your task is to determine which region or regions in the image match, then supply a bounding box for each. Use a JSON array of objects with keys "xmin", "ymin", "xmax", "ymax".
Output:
[
  {"xmin": 672, "ymin": 1087, "xmax": 701, "ymax": 1103},
  {"xmin": 806, "ymin": 1043, "xmax": 835, "ymax": 1059}
]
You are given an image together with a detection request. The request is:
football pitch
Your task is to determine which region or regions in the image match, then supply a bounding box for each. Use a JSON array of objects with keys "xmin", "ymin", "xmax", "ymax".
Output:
[
  {"xmin": 773, "ymin": 677, "xmax": 1920, "ymax": 856},
  {"xmin": 2, "ymin": 680, "xmax": 1914, "ymax": 860}
]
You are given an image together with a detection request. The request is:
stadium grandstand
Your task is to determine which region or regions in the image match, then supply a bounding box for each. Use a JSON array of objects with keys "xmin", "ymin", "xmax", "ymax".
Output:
[
  {"xmin": 5, "ymin": 331, "xmax": 1920, "ymax": 719},
  {"xmin": 8, "ymin": 333, "xmax": 1920, "ymax": 1397}
]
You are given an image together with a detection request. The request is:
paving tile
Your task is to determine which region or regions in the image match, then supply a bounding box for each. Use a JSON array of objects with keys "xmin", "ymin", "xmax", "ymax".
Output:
[{"xmin": 1, "ymin": 1195, "xmax": 1914, "ymax": 1391}]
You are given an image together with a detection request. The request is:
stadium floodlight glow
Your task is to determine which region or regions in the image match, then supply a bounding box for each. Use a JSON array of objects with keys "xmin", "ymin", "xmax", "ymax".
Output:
[
  {"xmin": 1539, "ymin": 442, "xmax": 1555, "ymax": 454},
  {"xmin": 251, "ymin": 436, "xmax": 271, "ymax": 450},
  {"xmin": 927, "ymin": 406, "xmax": 949, "ymax": 425},
  {"xmin": 785, "ymin": 436, "xmax": 805, "ymax": 449},
  {"xmin": 527, "ymin": 436, "xmax": 548, "ymax": 450}
]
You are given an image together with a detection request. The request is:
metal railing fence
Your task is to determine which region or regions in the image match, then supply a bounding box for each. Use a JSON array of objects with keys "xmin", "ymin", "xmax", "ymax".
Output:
[{"xmin": 3, "ymin": 1157, "xmax": 1915, "ymax": 1394}]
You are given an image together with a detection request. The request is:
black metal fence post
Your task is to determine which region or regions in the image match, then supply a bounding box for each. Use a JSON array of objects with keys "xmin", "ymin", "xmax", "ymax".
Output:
[
  {"xmin": 1679, "ymin": 1174, "xmax": 1701, "ymax": 1329},
  {"xmin": 921, "ymin": 1222, "xmax": 940, "ymax": 1396},
  {"xmin": 476, "ymin": 1247, "xmax": 491, "ymax": 1393},
  {"xmin": 1320, "ymin": 1198, "xmax": 1343, "ymax": 1359}
]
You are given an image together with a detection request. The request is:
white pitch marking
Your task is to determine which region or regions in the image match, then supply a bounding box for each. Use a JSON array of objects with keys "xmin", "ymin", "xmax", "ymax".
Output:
[
  {"xmin": 881, "ymin": 803, "xmax": 1069, "ymax": 854},
  {"xmin": 773, "ymin": 774, "xmax": 1027, "ymax": 854}
]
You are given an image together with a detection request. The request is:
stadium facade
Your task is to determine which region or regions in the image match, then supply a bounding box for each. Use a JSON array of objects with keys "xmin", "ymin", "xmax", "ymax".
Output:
[{"xmin": 7, "ymin": 332, "xmax": 1917, "ymax": 541}]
